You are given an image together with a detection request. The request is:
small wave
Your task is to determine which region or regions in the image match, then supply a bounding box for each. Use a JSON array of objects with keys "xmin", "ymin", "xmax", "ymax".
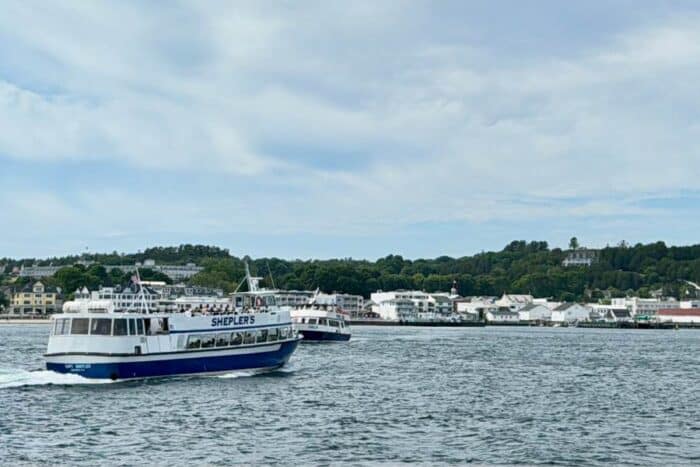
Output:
[
  {"xmin": 0, "ymin": 368, "xmax": 112, "ymax": 389},
  {"xmin": 215, "ymin": 370, "xmax": 258, "ymax": 379}
]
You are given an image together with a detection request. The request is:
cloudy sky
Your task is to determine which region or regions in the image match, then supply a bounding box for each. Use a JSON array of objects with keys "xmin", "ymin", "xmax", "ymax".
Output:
[{"xmin": 1, "ymin": 1, "xmax": 699, "ymax": 260}]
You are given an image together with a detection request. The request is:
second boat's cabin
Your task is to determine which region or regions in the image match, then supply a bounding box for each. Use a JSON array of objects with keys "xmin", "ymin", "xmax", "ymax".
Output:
[{"xmin": 293, "ymin": 316, "xmax": 348, "ymax": 330}]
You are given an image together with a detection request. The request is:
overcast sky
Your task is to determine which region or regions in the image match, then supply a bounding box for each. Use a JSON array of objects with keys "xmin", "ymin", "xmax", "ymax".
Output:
[{"xmin": 1, "ymin": 1, "xmax": 699, "ymax": 260}]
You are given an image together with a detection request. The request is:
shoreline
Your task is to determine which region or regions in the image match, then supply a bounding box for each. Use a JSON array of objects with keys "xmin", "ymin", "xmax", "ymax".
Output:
[
  {"xmin": 1, "ymin": 318, "xmax": 697, "ymax": 329},
  {"xmin": 0, "ymin": 318, "xmax": 51, "ymax": 324}
]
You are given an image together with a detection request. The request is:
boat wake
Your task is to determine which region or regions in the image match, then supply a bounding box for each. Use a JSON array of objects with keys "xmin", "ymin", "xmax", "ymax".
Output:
[
  {"xmin": 215, "ymin": 362, "xmax": 298, "ymax": 379},
  {"xmin": 0, "ymin": 368, "xmax": 112, "ymax": 389}
]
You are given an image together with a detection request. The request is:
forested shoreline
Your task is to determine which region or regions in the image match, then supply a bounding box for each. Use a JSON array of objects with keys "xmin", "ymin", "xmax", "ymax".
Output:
[{"xmin": 2, "ymin": 241, "xmax": 700, "ymax": 301}]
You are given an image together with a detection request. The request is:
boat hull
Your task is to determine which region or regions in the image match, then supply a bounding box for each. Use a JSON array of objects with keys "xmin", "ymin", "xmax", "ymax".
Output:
[
  {"xmin": 46, "ymin": 339, "xmax": 299, "ymax": 380},
  {"xmin": 299, "ymin": 329, "xmax": 351, "ymax": 342}
]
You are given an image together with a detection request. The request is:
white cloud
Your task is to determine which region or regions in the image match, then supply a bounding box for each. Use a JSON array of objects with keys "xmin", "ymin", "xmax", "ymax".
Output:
[{"xmin": 0, "ymin": 1, "xmax": 699, "ymax": 248}]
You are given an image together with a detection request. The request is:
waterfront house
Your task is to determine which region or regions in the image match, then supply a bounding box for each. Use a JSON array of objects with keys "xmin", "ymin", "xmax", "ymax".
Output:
[
  {"xmin": 454, "ymin": 298, "xmax": 498, "ymax": 321},
  {"xmin": 610, "ymin": 297, "xmax": 678, "ymax": 318},
  {"xmin": 10, "ymin": 281, "xmax": 63, "ymax": 315},
  {"xmin": 551, "ymin": 303, "xmax": 590, "ymax": 323},
  {"xmin": 374, "ymin": 298, "xmax": 417, "ymax": 321},
  {"xmin": 371, "ymin": 290, "xmax": 455, "ymax": 319},
  {"xmin": 495, "ymin": 294, "xmax": 533, "ymax": 311},
  {"xmin": 604, "ymin": 309, "xmax": 633, "ymax": 323},
  {"xmin": 313, "ymin": 292, "xmax": 364, "ymax": 318},
  {"xmin": 656, "ymin": 308, "xmax": 700, "ymax": 324},
  {"xmin": 517, "ymin": 303, "xmax": 551, "ymax": 322},
  {"xmin": 485, "ymin": 310, "xmax": 520, "ymax": 323}
]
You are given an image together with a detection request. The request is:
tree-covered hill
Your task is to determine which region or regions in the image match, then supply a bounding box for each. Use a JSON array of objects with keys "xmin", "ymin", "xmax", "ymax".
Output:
[{"xmin": 3, "ymin": 241, "xmax": 700, "ymax": 300}]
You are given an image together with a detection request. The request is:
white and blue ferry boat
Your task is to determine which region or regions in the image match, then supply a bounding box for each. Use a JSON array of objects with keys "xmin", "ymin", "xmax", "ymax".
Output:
[
  {"xmin": 291, "ymin": 296, "xmax": 351, "ymax": 342},
  {"xmin": 45, "ymin": 270, "xmax": 301, "ymax": 380}
]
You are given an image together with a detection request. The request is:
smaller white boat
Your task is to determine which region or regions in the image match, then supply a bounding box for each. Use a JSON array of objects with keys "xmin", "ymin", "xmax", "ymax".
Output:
[{"xmin": 291, "ymin": 298, "xmax": 351, "ymax": 342}]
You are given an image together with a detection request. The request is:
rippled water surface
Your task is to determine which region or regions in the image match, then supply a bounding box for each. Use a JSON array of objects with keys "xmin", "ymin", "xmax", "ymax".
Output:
[{"xmin": 2, "ymin": 324, "xmax": 700, "ymax": 465}]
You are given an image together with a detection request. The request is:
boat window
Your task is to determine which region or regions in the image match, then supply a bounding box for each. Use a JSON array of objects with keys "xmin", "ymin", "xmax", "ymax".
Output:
[
  {"xmin": 112, "ymin": 319, "xmax": 128, "ymax": 336},
  {"xmin": 256, "ymin": 330, "xmax": 268, "ymax": 343},
  {"xmin": 267, "ymin": 328, "xmax": 278, "ymax": 342},
  {"xmin": 215, "ymin": 333, "xmax": 229, "ymax": 347},
  {"xmin": 156, "ymin": 318, "xmax": 169, "ymax": 335},
  {"xmin": 329, "ymin": 320, "xmax": 340, "ymax": 328},
  {"xmin": 243, "ymin": 331, "xmax": 255, "ymax": 344},
  {"xmin": 136, "ymin": 319, "xmax": 145, "ymax": 335},
  {"xmin": 280, "ymin": 327, "xmax": 288, "ymax": 339},
  {"xmin": 201, "ymin": 334, "xmax": 215, "ymax": 348},
  {"xmin": 52, "ymin": 319, "xmax": 61, "ymax": 335},
  {"xmin": 230, "ymin": 332, "xmax": 243, "ymax": 346},
  {"xmin": 91, "ymin": 318, "xmax": 112, "ymax": 335},
  {"xmin": 307, "ymin": 318, "xmax": 317, "ymax": 325},
  {"xmin": 187, "ymin": 335, "xmax": 201, "ymax": 349},
  {"xmin": 71, "ymin": 318, "xmax": 89, "ymax": 335},
  {"xmin": 319, "ymin": 318, "xmax": 328, "ymax": 326},
  {"xmin": 54, "ymin": 319, "xmax": 70, "ymax": 335},
  {"xmin": 128, "ymin": 319, "xmax": 136, "ymax": 336}
]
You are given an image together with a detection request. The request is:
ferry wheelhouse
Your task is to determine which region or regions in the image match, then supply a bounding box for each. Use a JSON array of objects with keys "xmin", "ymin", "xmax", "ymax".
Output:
[
  {"xmin": 291, "ymin": 295, "xmax": 351, "ymax": 342},
  {"xmin": 45, "ymin": 269, "xmax": 301, "ymax": 380}
]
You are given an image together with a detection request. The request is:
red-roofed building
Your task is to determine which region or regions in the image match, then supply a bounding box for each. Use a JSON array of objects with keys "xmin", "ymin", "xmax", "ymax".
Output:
[{"xmin": 657, "ymin": 308, "xmax": 700, "ymax": 323}]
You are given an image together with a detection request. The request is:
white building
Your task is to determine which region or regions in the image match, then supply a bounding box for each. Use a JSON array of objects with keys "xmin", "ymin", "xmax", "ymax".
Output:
[
  {"xmin": 76, "ymin": 285, "xmax": 160, "ymax": 311},
  {"xmin": 495, "ymin": 294, "xmax": 533, "ymax": 312},
  {"xmin": 551, "ymin": 303, "xmax": 590, "ymax": 323},
  {"xmin": 532, "ymin": 298, "xmax": 562, "ymax": 310},
  {"xmin": 454, "ymin": 298, "xmax": 498, "ymax": 321},
  {"xmin": 313, "ymin": 293, "xmax": 364, "ymax": 317},
  {"xmin": 230, "ymin": 289, "xmax": 314, "ymax": 309},
  {"xmin": 375, "ymin": 298, "xmax": 417, "ymax": 321},
  {"xmin": 518, "ymin": 303, "xmax": 552, "ymax": 322},
  {"xmin": 105, "ymin": 260, "xmax": 204, "ymax": 281},
  {"xmin": 371, "ymin": 290, "xmax": 455, "ymax": 320},
  {"xmin": 160, "ymin": 283, "xmax": 224, "ymax": 299},
  {"xmin": 611, "ymin": 297, "xmax": 679, "ymax": 317},
  {"xmin": 485, "ymin": 310, "xmax": 520, "ymax": 323},
  {"xmin": 273, "ymin": 290, "xmax": 315, "ymax": 307},
  {"xmin": 562, "ymin": 249, "xmax": 598, "ymax": 267},
  {"xmin": 19, "ymin": 264, "xmax": 63, "ymax": 278},
  {"xmin": 150, "ymin": 262, "xmax": 203, "ymax": 281},
  {"xmin": 657, "ymin": 308, "xmax": 700, "ymax": 324},
  {"xmin": 604, "ymin": 309, "xmax": 633, "ymax": 323},
  {"xmin": 588, "ymin": 303, "xmax": 629, "ymax": 321}
]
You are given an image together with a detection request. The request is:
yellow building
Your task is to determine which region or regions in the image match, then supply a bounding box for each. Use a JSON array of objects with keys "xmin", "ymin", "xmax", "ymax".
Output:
[{"xmin": 10, "ymin": 281, "xmax": 63, "ymax": 315}]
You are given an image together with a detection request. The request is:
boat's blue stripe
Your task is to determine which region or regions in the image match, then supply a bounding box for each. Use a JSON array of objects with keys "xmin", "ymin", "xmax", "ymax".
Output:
[
  {"xmin": 170, "ymin": 322, "xmax": 291, "ymax": 334},
  {"xmin": 46, "ymin": 340, "xmax": 299, "ymax": 379}
]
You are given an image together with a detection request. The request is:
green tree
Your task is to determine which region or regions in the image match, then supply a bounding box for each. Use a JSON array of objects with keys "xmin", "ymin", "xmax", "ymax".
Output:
[{"xmin": 569, "ymin": 237, "xmax": 579, "ymax": 250}]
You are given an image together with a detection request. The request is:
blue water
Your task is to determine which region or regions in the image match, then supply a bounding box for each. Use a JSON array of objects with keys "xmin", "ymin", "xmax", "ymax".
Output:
[{"xmin": 1, "ymin": 324, "xmax": 699, "ymax": 465}]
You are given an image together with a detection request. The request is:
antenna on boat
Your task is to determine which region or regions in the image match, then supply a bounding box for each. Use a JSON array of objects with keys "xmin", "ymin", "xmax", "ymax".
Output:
[
  {"xmin": 244, "ymin": 262, "xmax": 261, "ymax": 292},
  {"xmin": 267, "ymin": 261, "xmax": 277, "ymax": 289},
  {"xmin": 133, "ymin": 268, "xmax": 150, "ymax": 314}
]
